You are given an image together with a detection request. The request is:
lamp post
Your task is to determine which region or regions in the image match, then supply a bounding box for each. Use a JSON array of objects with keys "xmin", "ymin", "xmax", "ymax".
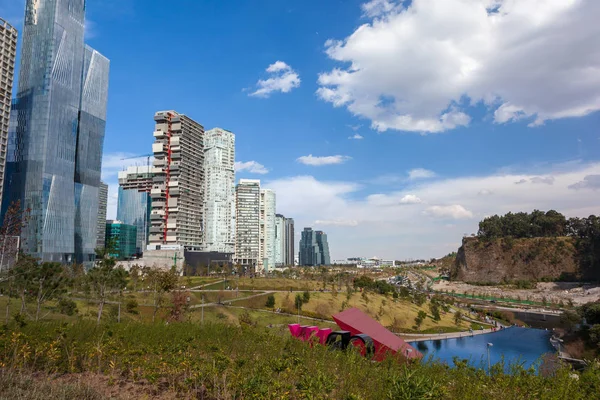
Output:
[{"xmin": 487, "ymin": 342, "xmax": 493, "ymax": 372}]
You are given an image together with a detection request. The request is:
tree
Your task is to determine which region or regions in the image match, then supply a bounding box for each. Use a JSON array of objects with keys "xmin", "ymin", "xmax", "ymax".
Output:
[
  {"xmin": 168, "ymin": 290, "xmax": 190, "ymax": 322},
  {"xmin": 265, "ymin": 294, "xmax": 275, "ymax": 308},
  {"xmin": 295, "ymin": 293, "xmax": 304, "ymax": 310},
  {"xmin": 87, "ymin": 246, "xmax": 128, "ymax": 324},
  {"xmin": 429, "ymin": 303, "xmax": 441, "ymax": 321},
  {"xmin": 302, "ymin": 290, "xmax": 311, "ymax": 303},
  {"xmin": 10, "ymin": 252, "xmax": 39, "ymax": 319},
  {"xmin": 454, "ymin": 311, "xmax": 463, "ymax": 326},
  {"xmin": 32, "ymin": 262, "xmax": 69, "ymax": 321},
  {"xmin": 0, "ymin": 200, "xmax": 30, "ymax": 271},
  {"xmin": 414, "ymin": 310, "xmax": 427, "ymax": 330},
  {"xmin": 145, "ymin": 266, "xmax": 179, "ymax": 322}
]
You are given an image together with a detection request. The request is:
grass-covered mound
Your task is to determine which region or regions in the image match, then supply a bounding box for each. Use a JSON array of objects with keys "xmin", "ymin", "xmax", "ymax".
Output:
[{"xmin": 1, "ymin": 321, "xmax": 599, "ymax": 399}]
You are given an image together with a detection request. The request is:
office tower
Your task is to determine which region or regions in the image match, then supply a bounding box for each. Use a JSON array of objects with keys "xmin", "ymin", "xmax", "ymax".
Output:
[
  {"xmin": 96, "ymin": 182, "xmax": 108, "ymax": 249},
  {"xmin": 234, "ymin": 179, "xmax": 260, "ymax": 270},
  {"xmin": 2, "ymin": 1, "xmax": 109, "ymax": 264},
  {"xmin": 117, "ymin": 165, "xmax": 152, "ymax": 254},
  {"xmin": 299, "ymin": 227, "xmax": 331, "ymax": 266},
  {"xmin": 274, "ymin": 214, "xmax": 285, "ymax": 266},
  {"xmin": 105, "ymin": 220, "xmax": 137, "ymax": 260},
  {"xmin": 149, "ymin": 111, "xmax": 204, "ymax": 249},
  {"xmin": 202, "ymin": 128, "xmax": 235, "ymax": 253},
  {"xmin": 0, "ymin": 18, "xmax": 17, "ymax": 208},
  {"xmin": 316, "ymin": 230, "xmax": 331, "ymax": 266},
  {"xmin": 260, "ymin": 189, "xmax": 276, "ymax": 272},
  {"xmin": 284, "ymin": 217, "xmax": 295, "ymax": 265}
]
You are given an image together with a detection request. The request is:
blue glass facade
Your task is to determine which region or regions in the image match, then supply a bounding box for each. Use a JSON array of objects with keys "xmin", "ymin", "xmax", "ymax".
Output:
[
  {"xmin": 299, "ymin": 228, "xmax": 331, "ymax": 266},
  {"xmin": 117, "ymin": 187, "xmax": 151, "ymax": 254},
  {"xmin": 2, "ymin": 0, "xmax": 109, "ymax": 264}
]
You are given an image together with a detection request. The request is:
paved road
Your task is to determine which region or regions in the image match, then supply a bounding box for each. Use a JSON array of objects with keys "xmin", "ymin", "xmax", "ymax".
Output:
[{"xmin": 401, "ymin": 327, "xmax": 500, "ymax": 342}]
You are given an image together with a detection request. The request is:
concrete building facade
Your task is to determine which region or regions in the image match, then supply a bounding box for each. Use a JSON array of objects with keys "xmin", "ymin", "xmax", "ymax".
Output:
[
  {"xmin": 202, "ymin": 128, "xmax": 235, "ymax": 254},
  {"xmin": 259, "ymin": 189, "xmax": 276, "ymax": 272},
  {"xmin": 234, "ymin": 179, "xmax": 260, "ymax": 270},
  {"xmin": 96, "ymin": 182, "xmax": 108, "ymax": 249},
  {"xmin": 149, "ymin": 111, "xmax": 204, "ymax": 250},
  {"xmin": 274, "ymin": 214, "xmax": 285, "ymax": 266},
  {"xmin": 117, "ymin": 165, "xmax": 152, "ymax": 254},
  {"xmin": 0, "ymin": 18, "xmax": 17, "ymax": 207}
]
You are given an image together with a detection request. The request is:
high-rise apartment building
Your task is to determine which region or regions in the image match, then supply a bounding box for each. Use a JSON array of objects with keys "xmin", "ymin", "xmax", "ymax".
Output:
[
  {"xmin": 299, "ymin": 227, "xmax": 331, "ymax": 266},
  {"xmin": 2, "ymin": 1, "xmax": 109, "ymax": 264},
  {"xmin": 275, "ymin": 214, "xmax": 294, "ymax": 266},
  {"xmin": 284, "ymin": 217, "xmax": 295, "ymax": 265},
  {"xmin": 96, "ymin": 182, "xmax": 108, "ymax": 249},
  {"xmin": 0, "ymin": 18, "xmax": 17, "ymax": 208},
  {"xmin": 260, "ymin": 189, "xmax": 276, "ymax": 272},
  {"xmin": 117, "ymin": 165, "xmax": 152, "ymax": 254},
  {"xmin": 202, "ymin": 128, "xmax": 235, "ymax": 254},
  {"xmin": 275, "ymin": 214, "xmax": 285, "ymax": 266},
  {"xmin": 149, "ymin": 111, "xmax": 204, "ymax": 250},
  {"xmin": 234, "ymin": 179, "xmax": 260, "ymax": 270}
]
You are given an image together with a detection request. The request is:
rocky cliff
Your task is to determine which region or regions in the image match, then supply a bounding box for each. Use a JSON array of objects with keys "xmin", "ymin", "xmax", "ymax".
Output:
[{"xmin": 452, "ymin": 236, "xmax": 579, "ymax": 283}]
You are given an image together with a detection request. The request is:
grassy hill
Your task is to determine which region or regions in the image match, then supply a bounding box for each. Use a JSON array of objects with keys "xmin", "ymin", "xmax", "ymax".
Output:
[{"xmin": 1, "ymin": 321, "xmax": 598, "ymax": 399}]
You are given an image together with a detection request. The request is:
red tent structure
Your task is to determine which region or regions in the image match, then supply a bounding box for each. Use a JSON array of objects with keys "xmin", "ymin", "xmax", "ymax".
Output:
[{"xmin": 333, "ymin": 307, "xmax": 422, "ymax": 361}]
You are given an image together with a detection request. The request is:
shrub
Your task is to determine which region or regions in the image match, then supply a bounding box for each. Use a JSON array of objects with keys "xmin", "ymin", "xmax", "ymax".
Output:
[
  {"xmin": 125, "ymin": 299, "xmax": 139, "ymax": 314},
  {"xmin": 265, "ymin": 294, "xmax": 275, "ymax": 308},
  {"xmin": 302, "ymin": 291, "xmax": 311, "ymax": 304},
  {"xmin": 57, "ymin": 298, "xmax": 78, "ymax": 316}
]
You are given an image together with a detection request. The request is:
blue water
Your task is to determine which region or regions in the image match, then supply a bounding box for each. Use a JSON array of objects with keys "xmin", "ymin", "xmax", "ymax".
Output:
[{"xmin": 416, "ymin": 327, "xmax": 555, "ymax": 371}]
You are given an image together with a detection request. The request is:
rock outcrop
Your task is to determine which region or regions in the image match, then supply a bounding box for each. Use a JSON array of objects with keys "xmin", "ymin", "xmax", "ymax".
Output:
[{"xmin": 452, "ymin": 236, "xmax": 579, "ymax": 283}]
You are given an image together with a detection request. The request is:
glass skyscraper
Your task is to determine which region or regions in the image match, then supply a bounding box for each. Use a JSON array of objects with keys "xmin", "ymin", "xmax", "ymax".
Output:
[
  {"xmin": 2, "ymin": 0, "xmax": 109, "ymax": 264},
  {"xmin": 299, "ymin": 227, "xmax": 331, "ymax": 266},
  {"xmin": 117, "ymin": 186, "xmax": 151, "ymax": 255}
]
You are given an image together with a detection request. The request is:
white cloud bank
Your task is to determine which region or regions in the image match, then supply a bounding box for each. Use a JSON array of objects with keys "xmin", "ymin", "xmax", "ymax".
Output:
[
  {"xmin": 297, "ymin": 154, "xmax": 352, "ymax": 166},
  {"xmin": 250, "ymin": 61, "xmax": 300, "ymax": 98},
  {"xmin": 265, "ymin": 162, "xmax": 600, "ymax": 260},
  {"xmin": 318, "ymin": 0, "xmax": 600, "ymax": 133},
  {"xmin": 235, "ymin": 161, "xmax": 269, "ymax": 174}
]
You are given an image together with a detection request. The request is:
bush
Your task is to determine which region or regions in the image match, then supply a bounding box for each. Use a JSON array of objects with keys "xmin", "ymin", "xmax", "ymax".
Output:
[
  {"xmin": 57, "ymin": 298, "xmax": 78, "ymax": 316},
  {"xmin": 265, "ymin": 294, "xmax": 275, "ymax": 308},
  {"xmin": 125, "ymin": 299, "xmax": 139, "ymax": 314},
  {"xmin": 302, "ymin": 291, "xmax": 311, "ymax": 303}
]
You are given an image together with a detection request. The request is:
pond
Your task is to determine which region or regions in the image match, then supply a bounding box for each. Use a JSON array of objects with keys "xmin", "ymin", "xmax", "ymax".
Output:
[{"xmin": 415, "ymin": 327, "xmax": 555, "ymax": 372}]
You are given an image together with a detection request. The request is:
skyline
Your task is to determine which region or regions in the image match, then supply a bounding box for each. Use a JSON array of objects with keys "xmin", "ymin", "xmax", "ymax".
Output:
[{"xmin": 2, "ymin": 0, "xmax": 599, "ymax": 260}]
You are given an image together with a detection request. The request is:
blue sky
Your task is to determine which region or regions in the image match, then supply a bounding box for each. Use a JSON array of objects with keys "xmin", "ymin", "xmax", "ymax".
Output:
[{"xmin": 2, "ymin": 0, "xmax": 600, "ymax": 260}]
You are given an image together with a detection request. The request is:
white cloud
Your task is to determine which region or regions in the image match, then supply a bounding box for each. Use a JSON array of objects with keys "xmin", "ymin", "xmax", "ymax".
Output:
[
  {"xmin": 530, "ymin": 176, "xmax": 555, "ymax": 185},
  {"xmin": 267, "ymin": 161, "xmax": 600, "ymax": 260},
  {"xmin": 297, "ymin": 154, "xmax": 352, "ymax": 166},
  {"xmin": 315, "ymin": 219, "xmax": 359, "ymax": 227},
  {"xmin": 424, "ymin": 205, "xmax": 474, "ymax": 220},
  {"xmin": 400, "ymin": 194, "xmax": 422, "ymax": 204},
  {"xmin": 348, "ymin": 124, "xmax": 362, "ymax": 131},
  {"xmin": 234, "ymin": 161, "xmax": 269, "ymax": 174},
  {"xmin": 408, "ymin": 168, "xmax": 436, "ymax": 180},
  {"xmin": 569, "ymin": 174, "xmax": 600, "ymax": 190},
  {"xmin": 249, "ymin": 61, "xmax": 300, "ymax": 98},
  {"xmin": 318, "ymin": 0, "xmax": 600, "ymax": 133},
  {"xmin": 348, "ymin": 133, "xmax": 364, "ymax": 140},
  {"xmin": 361, "ymin": 0, "xmax": 399, "ymax": 18}
]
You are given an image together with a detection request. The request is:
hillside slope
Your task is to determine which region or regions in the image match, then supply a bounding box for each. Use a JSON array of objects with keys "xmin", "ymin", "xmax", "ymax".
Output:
[{"xmin": 452, "ymin": 236, "xmax": 579, "ymax": 283}]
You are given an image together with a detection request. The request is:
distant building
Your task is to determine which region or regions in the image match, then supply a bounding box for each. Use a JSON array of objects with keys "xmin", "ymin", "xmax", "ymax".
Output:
[
  {"xmin": 234, "ymin": 179, "xmax": 261, "ymax": 270},
  {"xmin": 202, "ymin": 128, "xmax": 235, "ymax": 254},
  {"xmin": 275, "ymin": 214, "xmax": 294, "ymax": 266},
  {"xmin": 260, "ymin": 189, "xmax": 276, "ymax": 272},
  {"xmin": 284, "ymin": 218, "xmax": 295, "ymax": 266},
  {"xmin": 105, "ymin": 220, "xmax": 137, "ymax": 260},
  {"xmin": 275, "ymin": 214, "xmax": 285, "ymax": 266},
  {"xmin": 117, "ymin": 165, "xmax": 152, "ymax": 254},
  {"xmin": 149, "ymin": 111, "xmax": 204, "ymax": 250},
  {"xmin": 96, "ymin": 182, "xmax": 108, "ymax": 249},
  {"xmin": 299, "ymin": 227, "xmax": 331, "ymax": 266},
  {"xmin": 0, "ymin": 18, "xmax": 17, "ymax": 208}
]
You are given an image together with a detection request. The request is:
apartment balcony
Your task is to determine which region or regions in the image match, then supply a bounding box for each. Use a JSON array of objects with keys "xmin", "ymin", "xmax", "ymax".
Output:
[
  {"xmin": 171, "ymin": 152, "xmax": 181, "ymax": 160},
  {"xmin": 170, "ymin": 136, "xmax": 180, "ymax": 146},
  {"xmin": 153, "ymin": 158, "xmax": 165, "ymax": 167},
  {"xmin": 152, "ymin": 167, "xmax": 164, "ymax": 174},
  {"xmin": 149, "ymin": 226, "xmax": 163, "ymax": 234},
  {"xmin": 150, "ymin": 213, "xmax": 163, "ymax": 220},
  {"xmin": 152, "ymin": 143, "xmax": 166, "ymax": 153},
  {"xmin": 153, "ymin": 130, "xmax": 165, "ymax": 138}
]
